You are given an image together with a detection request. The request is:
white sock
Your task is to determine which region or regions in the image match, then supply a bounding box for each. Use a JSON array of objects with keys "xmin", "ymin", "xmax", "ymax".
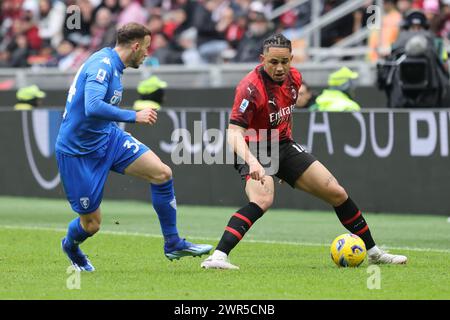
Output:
[
  {"xmin": 212, "ymin": 250, "xmax": 227, "ymax": 259},
  {"xmin": 368, "ymin": 245, "xmax": 381, "ymax": 256}
]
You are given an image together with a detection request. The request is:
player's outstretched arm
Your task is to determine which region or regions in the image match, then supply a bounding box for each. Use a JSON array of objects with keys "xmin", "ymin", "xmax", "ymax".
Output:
[{"xmin": 228, "ymin": 124, "xmax": 265, "ymax": 183}]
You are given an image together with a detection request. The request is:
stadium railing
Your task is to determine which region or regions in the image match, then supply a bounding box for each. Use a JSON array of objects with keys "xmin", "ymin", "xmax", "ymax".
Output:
[{"xmin": 0, "ymin": 62, "xmax": 377, "ymax": 90}]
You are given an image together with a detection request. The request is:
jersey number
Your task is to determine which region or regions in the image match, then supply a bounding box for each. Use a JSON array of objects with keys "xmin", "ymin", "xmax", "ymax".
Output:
[
  {"xmin": 67, "ymin": 64, "xmax": 85, "ymax": 103},
  {"xmin": 123, "ymin": 137, "xmax": 142, "ymax": 154},
  {"xmin": 63, "ymin": 64, "xmax": 85, "ymax": 119}
]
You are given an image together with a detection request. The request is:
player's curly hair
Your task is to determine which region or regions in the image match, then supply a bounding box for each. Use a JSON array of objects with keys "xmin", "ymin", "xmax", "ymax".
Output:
[
  {"xmin": 116, "ymin": 23, "xmax": 152, "ymax": 46},
  {"xmin": 263, "ymin": 34, "xmax": 292, "ymax": 53}
]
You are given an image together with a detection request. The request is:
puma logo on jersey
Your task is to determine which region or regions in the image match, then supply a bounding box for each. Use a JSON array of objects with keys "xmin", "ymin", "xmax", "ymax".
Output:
[
  {"xmin": 247, "ymin": 87, "xmax": 254, "ymax": 95},
  {"xmin": 268, "ymin": 99, "xmax": 276, "ymax": 106}
]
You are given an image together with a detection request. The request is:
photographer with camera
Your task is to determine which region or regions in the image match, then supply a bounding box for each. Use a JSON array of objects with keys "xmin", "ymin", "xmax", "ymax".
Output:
[{"xmin": 377, "ymin": 10, "xmax": 450, "ymax": 108}]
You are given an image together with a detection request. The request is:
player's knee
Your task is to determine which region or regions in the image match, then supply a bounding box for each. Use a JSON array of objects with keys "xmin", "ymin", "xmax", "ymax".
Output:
[
  {"xmin": 161, "ymin": 165, "xmax": 173, "ymax": 181},
  {"xmin": 152, "ymin": 164, "xmax": 172, "ymax": 184},
  {"xmin": 81, "ymin": 218, "xmax": 101, "ymax": 235},
  {"xmin": 253, "ymin": 194, "xmax": 273, "ymax": 212},
  {"xmin": 85, "ymin": 222, "xmax": 100, "ymax": 235},
  {"xmin": 328, "ymin": 185, "xmax": 348, "ymax": 207}
]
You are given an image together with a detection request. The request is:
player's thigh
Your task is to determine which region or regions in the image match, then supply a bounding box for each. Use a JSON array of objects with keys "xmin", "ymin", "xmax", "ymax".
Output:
[
  {"xmin": 56, "ymin": 151, "xmax": 108, "ymax": 215},
  {"xmin": 124, "ymin": 150, "xmax": 172, "ymax": 184},
  {"xmin": 275, "ymin": 141, "xmax": 317, "ymax": 188},
  {"xmin": 294, "ymin": 161, "xmax": 347, "ymax": 206},
  {"xmin": 245, "ymin": 176, "xmax": 275, "ymax": 212}
]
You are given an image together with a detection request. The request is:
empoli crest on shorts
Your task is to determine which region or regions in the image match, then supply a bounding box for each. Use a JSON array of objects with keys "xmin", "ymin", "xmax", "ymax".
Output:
[{"xmin": 80, "ymin": 197, "xmax": 90, "ymax": 210}]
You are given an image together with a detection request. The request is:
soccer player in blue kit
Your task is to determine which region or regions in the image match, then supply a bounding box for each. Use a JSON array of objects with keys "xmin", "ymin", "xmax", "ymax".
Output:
[{"xmin": 56, "ymin": 23, "xmax": 212, "ymax": 272}]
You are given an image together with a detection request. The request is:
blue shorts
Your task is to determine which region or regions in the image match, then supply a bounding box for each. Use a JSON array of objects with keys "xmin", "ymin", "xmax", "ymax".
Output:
[{"xmin": 56, "ymin": 128, "xmax": 150, "ymax": 214}]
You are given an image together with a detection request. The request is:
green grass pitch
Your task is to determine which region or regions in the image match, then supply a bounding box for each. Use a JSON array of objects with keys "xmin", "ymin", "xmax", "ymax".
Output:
[{"xmin": 0, "ymin": 196, "xmax": 449, "ymax": 299}]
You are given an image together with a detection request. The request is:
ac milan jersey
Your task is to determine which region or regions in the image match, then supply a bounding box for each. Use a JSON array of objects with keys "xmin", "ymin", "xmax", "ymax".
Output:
[{"xmin": 229, "ymin": 64, "xmax": 302, "ymax": 142}]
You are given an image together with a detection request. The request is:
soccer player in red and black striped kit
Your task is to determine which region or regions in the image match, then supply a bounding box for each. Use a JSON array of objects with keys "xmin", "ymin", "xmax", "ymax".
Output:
[{"xmin": 201, "ymin": 34, "xmax": 407, "ymax": 269}]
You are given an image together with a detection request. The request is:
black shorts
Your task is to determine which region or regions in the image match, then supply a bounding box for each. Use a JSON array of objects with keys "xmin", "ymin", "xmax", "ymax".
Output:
[{"xmin": 234, "ymin": 140, "xmax": 317, "ymax": 188}]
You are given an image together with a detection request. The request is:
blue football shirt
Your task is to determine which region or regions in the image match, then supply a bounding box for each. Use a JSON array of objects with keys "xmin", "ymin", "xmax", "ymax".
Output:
[{"xmin": 56, "ymin": 47, "xmax": 136, "ymax": 156}]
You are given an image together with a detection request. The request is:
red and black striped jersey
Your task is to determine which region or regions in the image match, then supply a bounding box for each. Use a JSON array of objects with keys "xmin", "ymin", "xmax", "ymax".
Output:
[{"xmin": 229, "ymin": 64, "xmax": 302, "ymax": 142}]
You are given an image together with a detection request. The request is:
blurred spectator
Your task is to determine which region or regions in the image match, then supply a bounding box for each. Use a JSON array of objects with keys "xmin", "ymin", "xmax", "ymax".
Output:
[
  {"xmin": 295, "ymin": 81, "xmax": 318, "ymax": 110},
  {"xmin": 192, "ymin": 0, "xmax": 229, "ymax": 63},
  {"xmin": 216, "ymin": 5, "xmax": 234, "ymax": 37},
  {"xmin": 45, "ymin": 39, "xmax": 75, "ymax": 69},
  {"xmin": 412, "ymin": 0, "xmax": 426, "ymax": 9},
  {"xmin": 89, "ymin": 7, "xmax": 116, "ymax": 51},
  {"xmin": 38, "ymin": 0, "xmax": 66, "ymax": 48},
  {"xmin": 57, "ymin": 38, "xmax": 91, "ymax": 71},
  {"xmin": 14, "ymin": 84, "xmax": 46, "ymax": 110},
  {"xmin": 117, "ymin": 0, "xmax": 147, "ymax": 28},
  {"xmin": 147, "ymin": 13, "xmax": 165, "ymax": 35},
  {"xmin": 1, "ymin": 0, "xmax": 24, "ymax": 23},
  {"xmin": 275, "ymin": 0, "xmax": 312, "ymax": 39},
  {"xmin": 233, "ymin": 0, "xmax": 251, "ymax": 12},
  {"xmin": 223, "ymin": 9, "xmax": 246, "ymax": 49},
  {"xmin": 313, "ymin": 67, "xmax": 361, "ymax": 112},
  {"xmin": 353, "ymin": 0, "xmax": 375, "ymax": 35},
  {"xmin": 0, "ymin": 0, "xmax": 44, "ymax": 68},
  {"xmin": 145, "ymin": 0, "xmax": 189, "ymax": 15},
  {"xmin": 177, "ymin": 27, "xmax": 202, "ymax": 65},
  {"xmin": 438, "ymin": 0, "xmax": 450, "ymax": 39},
  {"xmin": 16, "ymin": 1, "xmax": 42, "ymax": 51},
  {"xmin": 162, "ymin": 7, "xmax": 187, "ymax": 38},
  {"xmin": 93, "ymin": 0, "xmax": 121, "ymax": 23},
  {"xmin": 149, "ymin": 31, "xmax": 182, "ymax": 64},
  {"xmin": 320, "ymin": 0, "xmax": 355, "ymax": 47},
  {"xmin": 234, "ymin": 5, "xmax": 273, "ymax": 62},
  {"xmin": 63, "ymin": 0, "xmax": 94, "ymax": 47},
  {"xmin": 6, "ymin": 0, "xmax": 444, "ymax": 69},
  {"xmin": 422, "ymin": 0, "xmax": 442, "ymax": 35},
  {"xmin": 397, "ymin": 0, "xmax": 414, "ymax": 14},
  {"xmin": 27, "ymin": 43, "xmax": 54, "ymax": 67},
  {"xmin": 367, "ymin": 0, "xmax": 402, "ymax": 62},
  {"xmin": 146, "ymin": 13, "xmax": 164, "ymax": 55},
  {"xmin": 8, "ymin": 33, "xmax": 30, "ymax": 67}
]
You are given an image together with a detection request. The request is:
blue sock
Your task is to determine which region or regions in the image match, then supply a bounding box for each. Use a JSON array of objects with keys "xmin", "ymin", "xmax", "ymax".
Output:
[
  {"xmin": 65, "ymin": 217, "xmax": 91, "ymax": 251},
  {"xmin": 151, "ymin": 179, "xmax": 180, "ymax": 245}
]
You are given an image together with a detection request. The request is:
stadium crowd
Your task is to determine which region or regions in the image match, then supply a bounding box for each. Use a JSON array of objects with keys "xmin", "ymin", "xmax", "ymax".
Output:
[{"xmin": 1, "ymin": 0, "xmax": 450, "ymax": 70}]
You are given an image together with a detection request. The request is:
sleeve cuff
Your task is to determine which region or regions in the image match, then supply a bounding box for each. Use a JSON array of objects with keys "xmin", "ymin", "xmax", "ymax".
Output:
[
  {"xmin": 229, "ymin": 119, "xmax": 248, "ymax": 129},
  {"xmin": 123, "ymin": 109, "xmax": 136, "ymax": 123}
]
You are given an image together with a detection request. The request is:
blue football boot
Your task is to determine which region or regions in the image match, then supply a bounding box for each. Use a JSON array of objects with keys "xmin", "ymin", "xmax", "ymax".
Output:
[
  {"xmin": 61, "ymin": 238, "xmax": 95, "ymax": 272},
  {"xmin": 164, "ymin": 238, "xmax": 213, "ymax": 261}
]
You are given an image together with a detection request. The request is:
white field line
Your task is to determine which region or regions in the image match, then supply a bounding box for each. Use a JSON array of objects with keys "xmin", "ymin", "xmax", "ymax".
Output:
[{"xmin": 1, "ymin": 224, "xmax": 449, "ymax": 254}]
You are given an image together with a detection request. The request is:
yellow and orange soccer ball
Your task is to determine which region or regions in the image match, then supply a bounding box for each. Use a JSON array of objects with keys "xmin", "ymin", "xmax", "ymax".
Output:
[{"xmin": 330, "ymin": 234, "xmax": 366, "ymax": 267}]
